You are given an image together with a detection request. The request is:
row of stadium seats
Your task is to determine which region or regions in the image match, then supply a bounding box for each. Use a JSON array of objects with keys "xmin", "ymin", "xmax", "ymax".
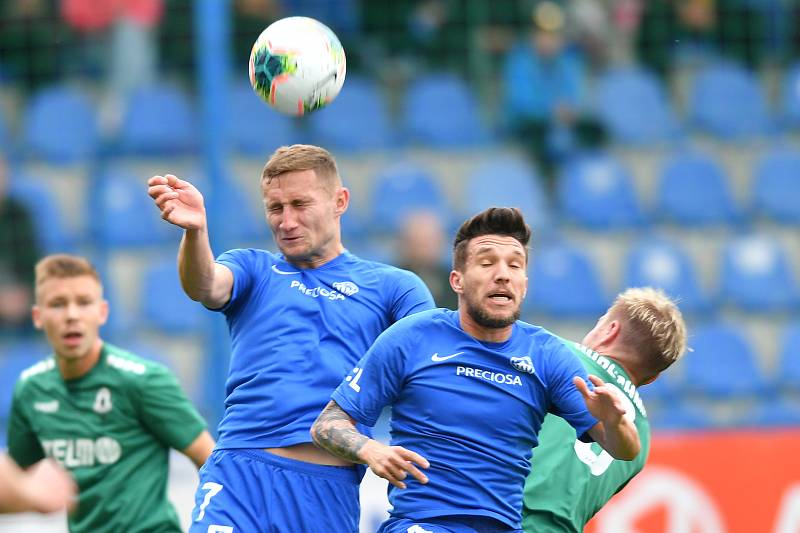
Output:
[
  {"xmin": 9, "ymin": 146, "xmax": 800, "ymax": 255},
  {"xmin": 4, "ymin": 60, "xmax": 800, "ymax": 162}
]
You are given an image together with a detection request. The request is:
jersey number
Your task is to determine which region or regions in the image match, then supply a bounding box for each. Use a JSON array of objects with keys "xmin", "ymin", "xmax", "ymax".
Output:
[
  {"xmin": 346, "ymin": 367, "xmax": 364, "ymax": 393},
  {"xmin": 196, "ymin": 482, "xmax": 223, "ymax": 521},
  {"xmin": 574, "ymin": 440, "xmax": 615, "ymax": 476}
]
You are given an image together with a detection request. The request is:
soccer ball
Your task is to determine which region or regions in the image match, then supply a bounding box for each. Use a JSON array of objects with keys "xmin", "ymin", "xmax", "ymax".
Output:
[{"xmin": 249, "ymin": 16, "xmax": 346, "ymax": 116}]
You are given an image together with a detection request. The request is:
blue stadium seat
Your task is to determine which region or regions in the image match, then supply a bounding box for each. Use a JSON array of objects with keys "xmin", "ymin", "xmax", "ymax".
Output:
[
  {"xmin": 402, "ymin": 74, "xmax": 491, "ymax": 147},
  {"xmin": 527, "ymin": 242, "xmax": 607, "ymax": 318},
  {"xmin": 746, "ymin": 400, "xmax": 800, "ymax": 428},
  {"xmin": 557, "ymin": 152, "xmax": 646, "ymax": 230},
  {"xmin": 9, "ymin": 179, "xmax": 75, "ymax": 252},
  {"xmin": 781, "ymin": 62, "xmax": 800, "ymax": 128},
  {"xmin": 229, "ymin": 81, "xmax": 297, "ymax": 157},
  {"xmin": 206, "ymin": 177, "xmax": 265, "ymax": 244},
  {"xmin": 719, "ymin": 235, "xmax": 799, "ymax": 312},
  {"xmin": 280, "ymin": 0, "xmax": 360, "ymax": 37},
  {"xmin": 596, "ymin": 67, "xmax": 680, "ymax": 145},
  {"xmin": 367, "ymin": 164, "xmax": 451, "ymax": 234},
  {"xmin": 92, "ymin": 168, "xmax": 181, "ymax": 248},
  {"xmin": 648, "ymin": 402, "xmax": 713, "ymax": 431},
  {"xmin": 0, "ymin": 340, "xmax": 50, "ymax": 420},
  {"xmin": 623, "ymin": 238, "xmax": 711, "ymax": 315},
  {"xmin": 683, "ymin": 323, "xmax": 767, "ymax": 399},
  {"xmin": 141, "ymin": 259, "xmax": 209, "ymax": 333},
  {"xmin": 752, "ymin": 149, "xmax": 800, "ymax": 224},
  {"xmin": 118, "ymin": 83, "xmax": 197, "ymax": 155},
  {"xmin": 464, "ymin": 156, "xmax": 550, "ymax": 235},
  {"xmin": 309, "ymin": 76, "xmax": 393, "ymax": 151},
  {"xmin": 776, "ymin": 322, "xmax": 800, "ymax": 394},
  {"xmin": 688, "ymin": 62, "xmax": 772, "ymax": 139},
  {"xmin": 23, "ymin": 86, "xmax": 99, "ymax": 164},
  {"xmin": 656, "ymin": 150, "xmax": 741, "ymax": 226}
]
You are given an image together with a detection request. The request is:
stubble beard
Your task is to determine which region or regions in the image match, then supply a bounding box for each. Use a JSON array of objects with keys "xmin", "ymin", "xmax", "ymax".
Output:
[{"xmin": 464, "ymin": 297, "xmax": 521, "ymax": 329}]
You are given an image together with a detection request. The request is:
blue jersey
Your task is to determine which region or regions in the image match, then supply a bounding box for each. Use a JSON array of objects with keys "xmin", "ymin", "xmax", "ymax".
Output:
[
  {"xmin": 212, "ymin": 249, "xmax": 434, "ymax": 449},
  {"xmin": 332, "ymin": 309, "xmax": 598, "ymax": 529}
]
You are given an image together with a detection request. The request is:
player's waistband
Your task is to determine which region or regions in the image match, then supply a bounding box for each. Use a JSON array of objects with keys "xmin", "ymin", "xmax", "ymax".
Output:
[{"xmin": 227, "ymin": 448, "xmax": 360, "ymax": 482}]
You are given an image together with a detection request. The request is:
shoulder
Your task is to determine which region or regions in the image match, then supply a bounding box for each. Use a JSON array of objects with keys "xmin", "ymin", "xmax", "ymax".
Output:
[
  {"xmin": 382, "ymin": 308, "xmax": 450, "ymax": 338},
  {"xmin": 515, "ymin": 321, "xmax": 567, "ymax": 351},
  {"xmin": 216, "ymin": 248, "xmax": 278, "ymax": 268},
  {"xmin": 345, "ymin": 255, "xmax": 428, "ymax": 290},
  {"xmin": 15, "ymin": 357, "xmax": 57, "ymax": 395},
  {"xmin": 103, "ymin": 344, "xmax": 173, "ymax": 382}
]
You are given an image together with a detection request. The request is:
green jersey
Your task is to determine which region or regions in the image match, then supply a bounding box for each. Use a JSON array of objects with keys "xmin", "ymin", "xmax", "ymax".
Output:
[
  {"xmin": 522, "ymin": 339, "xmax": 651, "ymax": 533},
  {"xmin": 7, "ymin": 343, "xmax": 207, "ymax": 533}
]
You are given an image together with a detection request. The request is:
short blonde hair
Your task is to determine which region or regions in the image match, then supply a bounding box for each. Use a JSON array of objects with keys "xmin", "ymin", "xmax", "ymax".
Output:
[
  {"xmin": 261, "ymin": 144, "xmax": 340, "ymax": 189},
  {"xmin": 608, "ymin": 287, "xmax": 687, "ymax": 375},
  {"xmin": 35, "ymin": 254, "xmax": 101, "ymax": 299}
]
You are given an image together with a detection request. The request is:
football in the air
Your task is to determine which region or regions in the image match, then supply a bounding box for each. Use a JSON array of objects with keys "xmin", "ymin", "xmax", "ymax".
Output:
[{"xmin": 249, "ymin": 16, "xmax": 346, "ymax": 116}]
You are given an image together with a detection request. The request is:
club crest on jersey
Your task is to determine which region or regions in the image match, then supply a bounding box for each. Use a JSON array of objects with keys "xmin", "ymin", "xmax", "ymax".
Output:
[
  {"xmin": 510, "ymin": 356, "xmax": 535, "ymax": 374},
  {"xmin": 332, "ymin": 281, "xmax": 359, "ymax": 296},
  {"xmin": 93, "ymin": 387, "xmax": 113, "ymax": 414}
]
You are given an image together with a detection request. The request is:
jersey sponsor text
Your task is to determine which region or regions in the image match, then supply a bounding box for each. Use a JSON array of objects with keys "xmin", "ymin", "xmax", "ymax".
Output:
[
  {"xmin": 456, "ymin": 365, "xmax": 523, "ymax": 386},
  {"xmin": 42, "ymin": 437, "xmax": 122, "ymax": 468}
]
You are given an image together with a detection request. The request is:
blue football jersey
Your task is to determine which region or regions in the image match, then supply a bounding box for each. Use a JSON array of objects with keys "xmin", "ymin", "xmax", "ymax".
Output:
[
  {"xmin": 212, "ymin": 249, "xmax": 435, "ymax": 449},
  {"xmin": 332, "ymin": 309, "xmax": 598, "ymax": 528}
]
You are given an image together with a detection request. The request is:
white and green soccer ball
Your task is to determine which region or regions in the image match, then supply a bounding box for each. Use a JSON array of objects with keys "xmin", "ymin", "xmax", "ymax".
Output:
[{"xmin": 248, "ymin": 16, "xmax": 346, "ymax": 116}]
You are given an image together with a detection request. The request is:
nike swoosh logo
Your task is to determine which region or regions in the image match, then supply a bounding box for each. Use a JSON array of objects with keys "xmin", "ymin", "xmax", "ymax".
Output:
[
  {"xmin": 431, "ymin": 352, "xmax": 464, "ymax": 362},
  {"xmin": 271, "ymin": 265, "xmax": 300, "ymax": 275}
]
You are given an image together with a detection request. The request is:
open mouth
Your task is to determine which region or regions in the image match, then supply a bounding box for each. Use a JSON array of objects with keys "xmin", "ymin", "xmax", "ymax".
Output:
[
  {"xmin": 63, "ymin": 332, "xmax": 83, "ymax": 346},
  {"xmin": 488, "ymin": 292, "xmax": 513, "ymax": 303}
]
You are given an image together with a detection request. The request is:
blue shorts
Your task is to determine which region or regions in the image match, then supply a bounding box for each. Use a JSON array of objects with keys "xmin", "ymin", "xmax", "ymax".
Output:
[
  {"xmin": 189, "ymin": 448, "xmax": 361, "ymax": 533},
  {"xmin": 379, "ymin": 516, "xmax": 521, "ymax": 533}
]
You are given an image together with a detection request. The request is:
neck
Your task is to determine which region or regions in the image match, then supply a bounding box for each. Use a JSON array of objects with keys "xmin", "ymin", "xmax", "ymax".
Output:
[
  {"xmin": 288, "ymin": 242, "xmax": 345, "ymax": 269},
  {"xmin": 458, "ymin": 309, "xmax": 514, "ymax": 343},
  {"xmin": 58, "ymin": 339, "xmax": 103, "ymax": 380}
]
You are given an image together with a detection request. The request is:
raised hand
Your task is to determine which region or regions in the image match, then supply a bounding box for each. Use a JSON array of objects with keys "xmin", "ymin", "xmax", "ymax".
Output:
[
  {"xmin": 573, "ymin": 374, "xmax": 628, "ymax": 427},
  {"xmin": 359, "ymin": 440, "xmax": 430, "ymax": 490},
  {"xmin": 147, "ymin": 174, "xmax": 207, "ymax": 230}
]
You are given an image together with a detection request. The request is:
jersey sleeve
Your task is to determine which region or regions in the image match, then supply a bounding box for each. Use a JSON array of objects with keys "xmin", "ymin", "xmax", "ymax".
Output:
[
  {"xmin": 388, "ymin": 269, "xmax": 436, "ymax": 322},
  {"xmin": 212, "ymin": 248, "xmax": 262, "ymax": 313},
  {"xmin": 6, "ymin": 383, "xmax": 45, "ymax": 468},
  {"xmin": 331, "ymin": 322, "xmax": 411, "ymax": 426},
  {"xmin": 135, "ymin": 364, "xmax": 207, "ymax": 451},
  {"xmin": 545, "ymin": 340, "xmax": 598, "ymax": 441}
]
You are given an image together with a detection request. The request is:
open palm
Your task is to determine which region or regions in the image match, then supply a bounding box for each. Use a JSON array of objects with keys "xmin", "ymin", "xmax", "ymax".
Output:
[{"xmin": 147, "ymin": 174, "xmax": 207, "ymax": 230}]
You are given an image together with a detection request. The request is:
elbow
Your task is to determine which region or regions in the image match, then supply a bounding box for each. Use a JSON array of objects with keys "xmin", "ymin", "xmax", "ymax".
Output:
[{"xmin": 309, "ymin": 419, "xmax": 324, "ymax": 448}]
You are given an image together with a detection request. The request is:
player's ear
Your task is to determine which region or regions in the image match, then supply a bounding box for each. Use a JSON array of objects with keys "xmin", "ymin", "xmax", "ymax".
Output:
[
  {"xmin": 31, "ymin": 305, "xmax": 42, "ymax": 329},
  {"xmin": 449, "ymin": 270, "xmax": 463, "ymax": 294},
  {"xmin": 334, "ymin": 186, "xmax": 349, "ymax": 216}
]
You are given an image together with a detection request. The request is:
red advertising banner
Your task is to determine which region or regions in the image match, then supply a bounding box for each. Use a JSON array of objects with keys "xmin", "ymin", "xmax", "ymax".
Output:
[{"xmin": 586, "ymin": 429, "xmax": 800, "ymax": 533}]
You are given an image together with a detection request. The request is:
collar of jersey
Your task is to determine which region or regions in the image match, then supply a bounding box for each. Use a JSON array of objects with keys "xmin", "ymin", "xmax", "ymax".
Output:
[{"xmin": 276, "ymin": 250, "xmax": 352, "ymax": 272}]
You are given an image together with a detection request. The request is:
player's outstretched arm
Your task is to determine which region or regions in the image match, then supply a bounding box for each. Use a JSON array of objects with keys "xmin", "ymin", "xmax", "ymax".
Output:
[
  {"xmin": 181, "ymin": 430, "xmax": 215, "ymax": 469},
  {"xmin": 0, "ymin": 456, "xmax": 76, "ymax": 514},
  {"xmin": 577, "ymin": 375, "xmax": 641, "ymax": 461},
  {"xmin": 146, "ymin": 174, "xmax": 233, "ymax": 308},
  {"xmin": 311, "ymin": 401, "xmax": 430, "ymax": 489}
]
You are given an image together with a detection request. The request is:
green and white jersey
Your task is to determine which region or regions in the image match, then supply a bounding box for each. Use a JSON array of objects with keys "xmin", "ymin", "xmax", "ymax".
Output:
[
  {"xmin": 7, "ymin": 343, "xmax": 207, "ymax": 533},
  {"xmin": 522, "ymin": 339, "xmax": 651, "ymax": 533}
]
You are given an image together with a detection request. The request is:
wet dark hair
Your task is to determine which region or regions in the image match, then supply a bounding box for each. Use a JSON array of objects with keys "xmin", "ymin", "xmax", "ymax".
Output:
[{"xmin": 452, "ymin": 207, "xmax": 531, "ymax": 270}]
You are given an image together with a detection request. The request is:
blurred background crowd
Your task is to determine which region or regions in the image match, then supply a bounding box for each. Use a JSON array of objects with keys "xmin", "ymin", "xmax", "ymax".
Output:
[{"xmin": 0, "ymin": 0, "xmax": 799, "ymax": 446}]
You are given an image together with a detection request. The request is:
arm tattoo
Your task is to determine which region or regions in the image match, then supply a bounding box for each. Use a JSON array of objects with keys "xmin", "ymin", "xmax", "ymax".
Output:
[{"xmin": 312, "ymin": 401, "xmax": 370, "ymax": 463}]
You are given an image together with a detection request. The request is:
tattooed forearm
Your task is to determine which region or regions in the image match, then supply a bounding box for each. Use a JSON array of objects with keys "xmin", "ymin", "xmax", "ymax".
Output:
[{"xmin": 311, "ymin": 401, "xmax": 370, "ymax": 463}]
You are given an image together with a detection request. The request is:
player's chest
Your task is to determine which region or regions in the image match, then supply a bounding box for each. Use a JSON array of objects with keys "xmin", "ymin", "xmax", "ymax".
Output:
[
  {"xmin": 407, "ymin": 346, "xmax": 545, "ymax": 411},
  {"xmin": 25, "ymin": 383, "xmax": 138, "ymax": 442}
]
